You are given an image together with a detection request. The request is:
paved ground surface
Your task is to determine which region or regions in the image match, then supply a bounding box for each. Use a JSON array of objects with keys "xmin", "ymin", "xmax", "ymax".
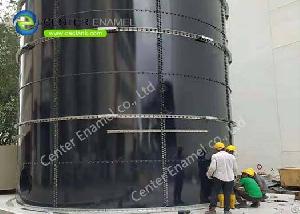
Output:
[{"xmin": 0, "ymin": 193, "xmax": 299, "ymax": 214}]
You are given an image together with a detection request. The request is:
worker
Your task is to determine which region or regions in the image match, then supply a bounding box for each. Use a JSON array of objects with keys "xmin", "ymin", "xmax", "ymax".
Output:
[
  {"xmin": 245, "ymin": 168, "xmax": 268, "ymax": 200},
  {"xmin": 226, "ymin": 145, "xmax": 237, "ymax": 155},
  {"xmin": 234, "ymin": 169, "xmax": 263, "ymax": 208},
  {"xmin": 205, "ymin": 142, "xmax": 238, "ymax": 214}
]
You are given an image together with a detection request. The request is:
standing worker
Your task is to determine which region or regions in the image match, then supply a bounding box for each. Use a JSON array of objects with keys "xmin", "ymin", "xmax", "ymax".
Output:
[
  {"xmin": 226, "ymin": 145, "xmax": 237, "ymax": 155},
  {"xmin": 205, "ymin": 142, "xmax": 238, "ymax": 214}
]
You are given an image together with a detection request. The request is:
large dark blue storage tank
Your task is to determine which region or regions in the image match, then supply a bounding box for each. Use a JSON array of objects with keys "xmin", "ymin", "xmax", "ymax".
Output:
[{"xmin": 17, "ymin": 0, "xmax": 232, "ymax": 209}]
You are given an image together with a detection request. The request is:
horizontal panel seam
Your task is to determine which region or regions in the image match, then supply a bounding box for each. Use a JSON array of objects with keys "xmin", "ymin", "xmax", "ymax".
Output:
[
  {"xmin": 19, "ymin": 71, "xmax": 232, "ymax": 92},
  {"xmin": 18, "ymin": 114, "xmax": 236, "ymax": 126},
  {"xmin": 17, "ymin": 28, "xmax": 232, "ymax": 64},
  {"xmin": 21, "ymin": 160, "xmax": 199, "ymax": 165}
]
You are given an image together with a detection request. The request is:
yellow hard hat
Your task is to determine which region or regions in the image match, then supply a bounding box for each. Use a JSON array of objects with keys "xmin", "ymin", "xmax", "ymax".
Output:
[
  {"xmin": 242, "ymin": 168, "xmax": 255, "ymax": 177},
  {"xmin": 214, "ymin": 142, "xmax": 225, "ymax": 150},
  {"xmin": 248, "ymin": 168, "xmax": 256, "ymax": 176},
  {"xmin": 226, "ymin": 145, "xmax": 237, "ymax": 152}
]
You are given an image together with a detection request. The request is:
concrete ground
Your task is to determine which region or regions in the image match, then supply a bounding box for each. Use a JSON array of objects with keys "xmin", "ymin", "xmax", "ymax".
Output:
[{"xmin": 0, "ymin": 193, "xmax": 299, "ymax": 214}]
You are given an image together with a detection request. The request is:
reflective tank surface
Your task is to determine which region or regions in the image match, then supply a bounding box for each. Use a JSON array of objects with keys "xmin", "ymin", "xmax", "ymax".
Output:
[{"xmin": 17, "ymin": 0, "xmax": 232, "ymax": 209}]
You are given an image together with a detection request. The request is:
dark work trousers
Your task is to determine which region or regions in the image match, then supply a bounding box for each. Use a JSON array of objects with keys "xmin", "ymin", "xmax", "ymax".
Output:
[
  {"xmin": 235, "ymin": 188, "xmax": 261, "ymax": 203},
  {"xmin": 209, "ymin": 177, "xmax": 234, "ymax": 211}
]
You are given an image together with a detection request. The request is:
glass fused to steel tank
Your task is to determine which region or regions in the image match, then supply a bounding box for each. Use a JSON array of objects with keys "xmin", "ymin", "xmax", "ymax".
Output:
[{"xmin": 17, "ymin": 0, "xmax": 232, "ymax": 209}]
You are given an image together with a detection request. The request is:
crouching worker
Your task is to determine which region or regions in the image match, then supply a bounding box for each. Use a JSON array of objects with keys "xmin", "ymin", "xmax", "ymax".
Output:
[
  {"xmin": 246, "ymin": 168, "xmax": 268, "ymax": 200},
  {"xmin": 234, "ymin": 169, "xmax": 263, "ymax": 208}
]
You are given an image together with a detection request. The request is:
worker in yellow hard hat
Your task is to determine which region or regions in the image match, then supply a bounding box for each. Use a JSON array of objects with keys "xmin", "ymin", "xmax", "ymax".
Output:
[
  {"xmin": 214, "ymin": 142, "xmax": 225, "ymax": 151},
  {"xmin": 234, "ymin": 168, "xmax": 263, "ymax": 208},
  {"xmin": 226, "ymin": 145, "xmax": 237, "ymax": 155},
  {"xmin": 242, "ymin": 168, "xmax": 255, "ymax": 177},
  {"xmin": 206, "ymin": 142, "xmax": 238, "ymax": 214},
  {"xmin": 244, "ymin": 168, "xmax": 268, "ymax": 201}
]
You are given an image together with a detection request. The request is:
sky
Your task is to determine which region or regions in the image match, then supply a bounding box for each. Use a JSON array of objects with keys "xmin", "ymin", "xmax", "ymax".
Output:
[
  {"xmin": 0, "ymin": 0, "xmax": 16, "ymax": 22},
  {"xmin": 0, "ymin": 0, "xmax": 10, "ymax": 14}
]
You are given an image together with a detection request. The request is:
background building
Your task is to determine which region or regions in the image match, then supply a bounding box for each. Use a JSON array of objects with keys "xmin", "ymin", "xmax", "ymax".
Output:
[{"xmin": 228, "ymin": 0, "xmax": 300, "ymax": 173}]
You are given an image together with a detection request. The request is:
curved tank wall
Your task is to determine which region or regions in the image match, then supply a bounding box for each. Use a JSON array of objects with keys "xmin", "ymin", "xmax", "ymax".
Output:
[{"xmin": 17, "ymin": 0, "xmax": 232, "ymax": 208}]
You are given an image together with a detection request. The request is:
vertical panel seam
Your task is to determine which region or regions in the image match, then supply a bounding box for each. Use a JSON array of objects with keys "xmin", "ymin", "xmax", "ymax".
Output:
[
  {"xmin": 221, "ymin": 7, "xmax": 232, "ymax": 144},
  {"xmin": 156, "ymin": 0, "xmax": 168, "ymax": 207},
  {"xmin": 53, "ymin": 0, "xmax": 60, "ymax": 208}
]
